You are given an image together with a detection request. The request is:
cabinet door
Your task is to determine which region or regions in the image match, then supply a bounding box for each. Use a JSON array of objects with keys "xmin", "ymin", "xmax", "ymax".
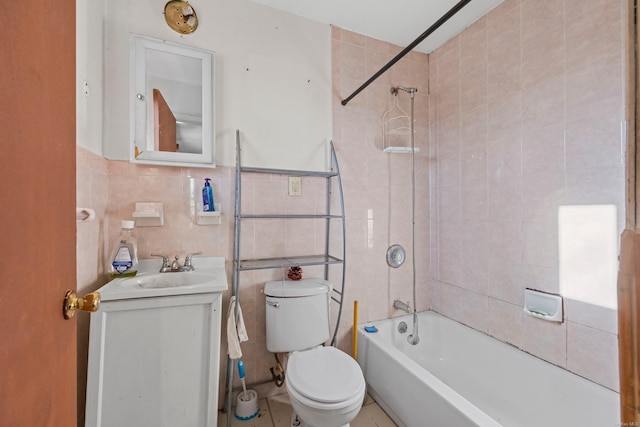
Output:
[{"xmin": 85, "ymin": 293, "xmax": 221, "ymax": 427}]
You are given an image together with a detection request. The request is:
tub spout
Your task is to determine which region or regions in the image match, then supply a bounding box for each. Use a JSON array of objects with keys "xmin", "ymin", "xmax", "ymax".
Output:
[
  {"xmin": 394, "ymin": 300, "xmax": 418, "ymax": 344},
  {"xmin": 407, "ymin": 312, "xmax": 420, "ymax": 345},
  {"xmin": 393, "ymin": 299, "xmax": 411, "ymax": 313}
]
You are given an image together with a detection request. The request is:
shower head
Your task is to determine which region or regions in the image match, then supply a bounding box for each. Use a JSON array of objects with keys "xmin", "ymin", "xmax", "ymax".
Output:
[{"xmin": 391, "ymin": 86, "xmax": 418, "ymax": 96}]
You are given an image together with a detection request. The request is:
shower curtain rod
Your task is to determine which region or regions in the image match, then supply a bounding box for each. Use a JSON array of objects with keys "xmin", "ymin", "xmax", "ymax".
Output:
[{"xmin": 341, "ymin": 0, "xmax": 473, "ymax": 106}]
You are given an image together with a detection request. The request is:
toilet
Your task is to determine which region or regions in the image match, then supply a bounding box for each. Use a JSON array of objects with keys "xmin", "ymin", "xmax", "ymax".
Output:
[{"xmin": 265, "ymin": 279, "xmax": 366, "ymax": 427}]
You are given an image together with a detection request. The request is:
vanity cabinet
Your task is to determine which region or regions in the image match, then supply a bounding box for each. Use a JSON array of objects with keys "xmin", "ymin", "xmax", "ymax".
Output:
[
  {"xmin": 85, "ymin": 293, "xmax": 221, "ymax": 427},
  {"xmin": 85, "ymin": 257, "xmax": 227, "ymax": 427}
]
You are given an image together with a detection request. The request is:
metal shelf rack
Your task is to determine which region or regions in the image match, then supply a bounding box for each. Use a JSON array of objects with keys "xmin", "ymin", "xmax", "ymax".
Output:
[{"xmin": 224, "ymin": 130, "xmax": 346, "ymax": 425}]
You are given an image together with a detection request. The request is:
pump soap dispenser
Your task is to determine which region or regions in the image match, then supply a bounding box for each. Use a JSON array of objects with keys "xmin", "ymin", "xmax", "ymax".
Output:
[{"xmin": 202, "ymin": 178, "xmax": 215, "ymax": 212}]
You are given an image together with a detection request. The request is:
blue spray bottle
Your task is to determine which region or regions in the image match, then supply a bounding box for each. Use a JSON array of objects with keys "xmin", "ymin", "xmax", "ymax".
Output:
[{"xmin": 202, "ymin": 178, "xmax": 214, "ymax": 212}]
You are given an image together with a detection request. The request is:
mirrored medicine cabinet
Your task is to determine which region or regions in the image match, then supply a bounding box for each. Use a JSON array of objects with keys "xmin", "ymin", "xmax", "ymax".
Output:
[{"xmin": 130, "ymin": 34, "xmax": 215, "ymax": 167}]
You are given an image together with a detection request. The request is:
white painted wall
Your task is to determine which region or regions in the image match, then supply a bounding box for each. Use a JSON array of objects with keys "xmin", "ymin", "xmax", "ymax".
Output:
[
  {"xmin": 76, "ymin": 0, "xmax": 105, "ymax": 155},
  {"xmin": 95, "ymin": 0, "xmax": 332, "ymax": 170}
]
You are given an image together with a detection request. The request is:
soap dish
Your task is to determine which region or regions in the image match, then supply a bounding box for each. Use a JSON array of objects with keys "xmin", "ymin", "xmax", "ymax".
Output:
[
  {"xmin": 196, "ymin": 203, "xmax": 221, "ymax": 225},
  {"xmin": 132, "ymin": 202, "xmax": 164, "ymax": 226},
  {"xmin": 524, "ymin": 289, "xmax": 563, "ymax": 322}
]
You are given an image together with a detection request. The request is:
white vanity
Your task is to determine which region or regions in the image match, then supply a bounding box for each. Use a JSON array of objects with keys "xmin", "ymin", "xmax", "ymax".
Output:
[{"xmin": 85, "ymin": 257, "xmax": 227, "ymax": 427}]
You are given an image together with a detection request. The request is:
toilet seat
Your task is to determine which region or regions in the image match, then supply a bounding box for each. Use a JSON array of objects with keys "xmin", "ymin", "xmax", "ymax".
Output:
[{"xmin": 287, "ymin": 346, "xmax": 365, "ymax": 405}]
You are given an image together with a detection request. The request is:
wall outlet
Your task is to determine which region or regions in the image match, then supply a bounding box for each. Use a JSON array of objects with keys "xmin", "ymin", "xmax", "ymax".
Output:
[{"xmin": 288, "ymin": 176, "xmax": 301, "ymax": 196}]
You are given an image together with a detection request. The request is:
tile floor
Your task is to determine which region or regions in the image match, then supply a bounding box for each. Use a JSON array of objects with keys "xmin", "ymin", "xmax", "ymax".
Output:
[{"xmin": 217, "ymin": 392, "xmax": 397, "ymax": 427}]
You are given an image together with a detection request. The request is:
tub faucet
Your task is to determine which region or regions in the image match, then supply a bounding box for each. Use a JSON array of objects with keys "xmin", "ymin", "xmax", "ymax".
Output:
[{"xmin": 393, "ymin": 299, "xmax": 411, "ymax": 313}]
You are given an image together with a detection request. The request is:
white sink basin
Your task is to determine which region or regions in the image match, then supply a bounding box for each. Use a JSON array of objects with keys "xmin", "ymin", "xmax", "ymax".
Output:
[
  {"xmin": 119, "ymin": 272, "xmax": 221, "ymax": 289},
  {"xmin": 97, "ymin": 257, "xmax": 228, "ymax": 301}
]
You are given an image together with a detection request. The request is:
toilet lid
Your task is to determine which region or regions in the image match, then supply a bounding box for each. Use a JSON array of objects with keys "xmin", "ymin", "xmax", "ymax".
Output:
[{"xmin": 287, "ymin": 346, "xmax": 364, "ymax": 404}]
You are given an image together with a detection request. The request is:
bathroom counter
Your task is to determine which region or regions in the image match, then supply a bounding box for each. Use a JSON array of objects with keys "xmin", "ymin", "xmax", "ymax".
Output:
[{"xmin": 98, "ymin": 256, "xmax": 228, "ymax": 301}]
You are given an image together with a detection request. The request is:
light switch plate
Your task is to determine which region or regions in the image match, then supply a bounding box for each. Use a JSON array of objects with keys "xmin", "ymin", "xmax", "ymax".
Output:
[{"xmin": 288, "ymin": 176, "xmax": 301, "ymax": 196}]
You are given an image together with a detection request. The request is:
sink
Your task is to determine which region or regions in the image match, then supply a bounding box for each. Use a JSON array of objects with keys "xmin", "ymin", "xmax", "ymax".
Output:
[
  {"xmin": 119, "ymin": 272, "xmax": 222, "ymax": 289},
  {"xmin": 97, "ymin": 257, "xmax": 228, "ymax": 301}
]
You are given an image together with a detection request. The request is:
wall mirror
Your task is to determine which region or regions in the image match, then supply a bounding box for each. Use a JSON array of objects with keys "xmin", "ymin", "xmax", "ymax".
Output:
[{"xmin": 130, "ymin": 34, "xmax": 215, "ymax": 167}]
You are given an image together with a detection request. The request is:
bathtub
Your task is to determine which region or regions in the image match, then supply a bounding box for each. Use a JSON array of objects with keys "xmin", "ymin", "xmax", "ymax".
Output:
[{"xmin": 357, "ymin": 311, "xmax": 619, "ymax": 427}]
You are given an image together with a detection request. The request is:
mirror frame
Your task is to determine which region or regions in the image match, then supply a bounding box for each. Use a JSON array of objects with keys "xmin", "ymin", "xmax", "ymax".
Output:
[{"xmin": 130, "ymin": 34, "xmax": 215, "ymax": 167}]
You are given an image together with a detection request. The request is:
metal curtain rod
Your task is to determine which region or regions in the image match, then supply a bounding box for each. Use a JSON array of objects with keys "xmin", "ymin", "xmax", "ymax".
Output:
[{"xmin": 341, "ymin": 0, "xmax": 473, "ymax": 106}]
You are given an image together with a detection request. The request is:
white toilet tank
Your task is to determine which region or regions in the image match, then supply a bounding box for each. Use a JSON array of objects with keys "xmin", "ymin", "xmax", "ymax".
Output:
[{"xmin": 264, "ymin": 279, "xmax": 332, "ymax": 353}]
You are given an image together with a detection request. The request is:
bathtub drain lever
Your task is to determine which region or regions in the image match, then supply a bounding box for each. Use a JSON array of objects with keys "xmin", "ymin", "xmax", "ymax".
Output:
[{"xmin": 398, "ymin": 322, "xmax": 408, "ymax": 334}]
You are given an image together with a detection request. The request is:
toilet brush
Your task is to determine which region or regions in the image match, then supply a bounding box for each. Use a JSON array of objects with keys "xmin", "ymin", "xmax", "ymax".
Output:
[
  {"xmin": 239, "ymin": 359, "xmax": 250, "ymax": 399},
  {"xmin": 234, "ymin": 359, "xmax": 259, "ymax": 420}
]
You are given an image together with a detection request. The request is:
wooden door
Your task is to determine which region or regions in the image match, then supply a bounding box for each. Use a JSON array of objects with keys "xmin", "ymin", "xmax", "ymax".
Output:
[
  {"xmin": 0, "ymin": 0, "xmax": 77, "ymax": 426},
  {"xmin": 618, "ymin": 230, "xmax": 640, "ymax": 423},
  {"xmin": 153, "ymin": 89, "xmax": 178, "ymax": 152}
]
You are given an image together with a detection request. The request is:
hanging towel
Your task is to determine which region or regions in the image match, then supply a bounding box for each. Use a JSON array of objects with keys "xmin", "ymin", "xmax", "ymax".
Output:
[{"xmin": 227, "ymin": 296, "xmax": 248, "ymax": 359}]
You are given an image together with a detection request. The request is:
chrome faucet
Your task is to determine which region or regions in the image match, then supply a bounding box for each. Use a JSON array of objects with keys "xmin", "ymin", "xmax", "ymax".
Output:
[
  {"xmin": 151, "ymin": 254, "xmax": 172, "ymax": 272},
  {"xmin": 181, "ymin": 252, "xmax": 202, "ymax": 271},
  {"xmin": 393, "ymin": 299, "xmax": 411, "ymax": 313},
  {"xmin": 171, "ymin": 256, "xmax": 182, "ymax": 271},
  {"xmin": 151, "ymin": 252, "xmax": 202, "ymax": 272}
]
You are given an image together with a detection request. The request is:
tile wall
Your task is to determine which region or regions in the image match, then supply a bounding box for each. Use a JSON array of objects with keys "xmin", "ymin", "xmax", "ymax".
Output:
[
  {"xmin": 330, "ymin": 27, "xmax": 431, "ymax": 333},
  {"xmin": 76, "ymin": 147, "xmax": 109, "ymax": 424},
  {"xmin": 429, "ymin": 0, "xmax": 624, "ymax": 391}
]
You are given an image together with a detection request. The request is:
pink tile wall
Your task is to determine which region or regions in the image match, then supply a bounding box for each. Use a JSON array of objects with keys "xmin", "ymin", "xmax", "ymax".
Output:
[
  {"xmin": 105, "ymin": 162, "xmax": 233, "ymax": 261},
  {"xmin": 76, "ymin": 147, "xmax": 109, "ymax": 293},
  {"xmin": 332, "ymin": 26, "xmax": 431, "ymax": 352},
  {"xmin": 430, "ymin": 0, "xmax": 624, "ymax": 391},
  {"xmin": 76, "ymin": 146, "xmax": 109, "ymax": 425}
]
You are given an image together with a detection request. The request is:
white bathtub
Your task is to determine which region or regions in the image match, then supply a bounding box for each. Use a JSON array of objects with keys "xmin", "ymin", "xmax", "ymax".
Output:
[{"xmin": 357, "ymin": 311, "xmax": 619, "ymax": 427}]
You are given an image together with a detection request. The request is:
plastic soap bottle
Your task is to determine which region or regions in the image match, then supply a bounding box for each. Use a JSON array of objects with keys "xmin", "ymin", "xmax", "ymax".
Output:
[
  {"xmin": 107, "ymin": 220, "xmax": 139, "ymax": 278},
  {"xmin": 202, "ymin": 178, "xmax": 215, "ymax": 212}
]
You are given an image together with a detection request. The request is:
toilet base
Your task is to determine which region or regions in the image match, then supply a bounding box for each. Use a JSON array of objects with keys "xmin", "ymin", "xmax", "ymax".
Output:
[{"xmin": 290, "ymin": 411, "xmax": 349, "ymax": 427}]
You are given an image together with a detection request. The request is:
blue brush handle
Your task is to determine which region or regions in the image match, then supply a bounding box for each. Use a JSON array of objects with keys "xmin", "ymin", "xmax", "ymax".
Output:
[{"xmin": 237, "ymin": 360, "xmax": 245, "ymax": 379}]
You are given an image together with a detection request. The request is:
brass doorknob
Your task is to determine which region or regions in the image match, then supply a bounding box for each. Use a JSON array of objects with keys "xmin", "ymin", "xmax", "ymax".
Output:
[{"xmin": 63, "ymin": 290, "xmax": 100, "ymax": 319}]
